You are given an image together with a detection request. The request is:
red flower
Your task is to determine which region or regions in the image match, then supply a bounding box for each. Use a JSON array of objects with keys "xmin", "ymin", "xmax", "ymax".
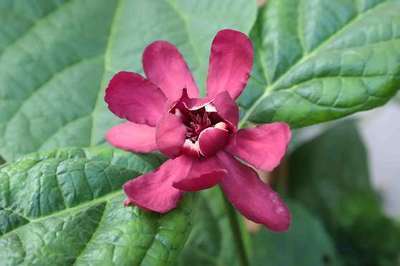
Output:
[{"xmin": 105, "ymin": 29, "xmax": 291, "ymax": 231}]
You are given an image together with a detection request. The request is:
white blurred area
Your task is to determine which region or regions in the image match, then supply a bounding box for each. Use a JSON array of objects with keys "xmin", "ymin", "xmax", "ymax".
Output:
[{"xmin": 358, "ymin": 99, "xmax": 400, "ymax": 218}]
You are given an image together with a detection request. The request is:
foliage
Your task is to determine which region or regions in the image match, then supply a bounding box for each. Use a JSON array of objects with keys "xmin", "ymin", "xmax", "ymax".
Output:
[
  {"xmin": 179, "ymin": 188, "xmax": 243, "ymax": 266},
  {"xmin": 0, "ymin": 0, "xmax": 399, "ymax": 265},
  {"xmin": 239, "ymin": 0, "xmax": 400, "ymax": 128},
  {"xmin": 0, "ymin": 147, "xmax": 194, "ymax": 266},
  {"xmin": 288, "ymin": 121, "xmax": 400, "ymax": 266},
  {"xmin": 251, "ymin": 202, "xmax": 340, "ymax": 266}
]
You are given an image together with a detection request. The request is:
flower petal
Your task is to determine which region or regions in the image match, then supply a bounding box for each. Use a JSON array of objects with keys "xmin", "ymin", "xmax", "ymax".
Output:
[
  {"xmin": 226, "ymin": 123, "xmax": 291, "ymax": 171},
  {"xmin": 124, "ymin": 156, "xmax": 192, "ymax": 213},
  {"xmin": 173, "ymin": 157, "xmax": 226, "ymax": 191},
  {"xmin": 106, "ymin": 122, "xmax": 157, "ymax": 153},
  {"xmin": 143, "ymin": 41, "xmax": 199, "ymax": 101},
  {"xmin": 156, "ymin": 113, "xmax": 186, "ymax": 158},
  {"xmin": 173, "ymin": 170, "xmax": 225, "ymax": 192},
  {"xmin": 217, "ymin": 152, "xmax": 291, "ymax": 231},
  {"xmin": 206, "ymin": 29, "xmax": 253, "ymax": 99},
  {"xmin": 105, "ymin": 71, "xmax": 167, "ymax": 126},
  {"xmin": 212, "ymin": 91, "xmax": 239, "ymax": 130},
  {"xmin": 198, "ymin": 124, "xmax": 230, "ymax": 157}
]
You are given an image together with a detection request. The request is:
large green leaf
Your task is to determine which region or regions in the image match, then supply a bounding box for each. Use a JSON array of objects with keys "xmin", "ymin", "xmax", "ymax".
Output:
[
  {"xmin": 239, "ymin": 0, "xmax": 400, "ymax": 128},
  {"xmin": 0, "ymin": 146, "xmax": 194, "ymax": 266},
  {"xmin": 288, "ymin": 121, "xmax": 400, "ymax": 266},
  {"xmin": 251, "ymin": 202, "xmax": 340, "ymax": 266},
  {"xmin": 0, "ymin": 0, "xmax": 257, "ymax": 161}
]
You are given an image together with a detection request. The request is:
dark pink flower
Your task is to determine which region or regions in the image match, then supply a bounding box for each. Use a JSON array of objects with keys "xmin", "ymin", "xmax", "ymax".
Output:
[{"xmin": 105, "ymin": 29, "xmax": 292, "ymax": 232}]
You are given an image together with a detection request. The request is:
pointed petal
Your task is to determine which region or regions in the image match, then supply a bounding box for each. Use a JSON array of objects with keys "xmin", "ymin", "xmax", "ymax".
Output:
[
  {"xmin": 172, "ymin": 88, "xmax": 211, "ymax": 111},
  {"xmin": 226, "ymin": 123, "xmax": 291, "ymax": 171},
  {"xmin": 212, "ymin": 91, "xmax": 239, "ymax": 130},
  {"xmin": 217, "ymin": 152, "xmax": 291, "ymax": 231},
  {"xmin": 206, "ymin": 29, "xmax": 253, "ymax": 99},
  {"xmin": 173, "ymin": 157, "xmax": 225, "ymax": 191},
  {"xmin": 106, "ymin": 122, "xmax": 157, "ymax": 153},
  {"xmin": 105, "ymin": 71, "xmax": 167, "ymax": 126},
  {"xmin": 156, "ymin": 113, "xmax": 186, "ymax": 158},
  {"xmin": 143, "ymin": 41, "xmax": 199, "ymax": 101},
  {"xmin": 124, "ymin": 156, "xmax": 192, "ymax": 213}
]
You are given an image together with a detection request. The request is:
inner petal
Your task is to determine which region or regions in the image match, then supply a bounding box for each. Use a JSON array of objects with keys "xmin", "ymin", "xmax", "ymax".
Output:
[
  {"xmin": 198, "ymin": 123, "xmax": 230, "ymax": 157},
  {"xmin": 169, "ymin": 90, "xmax": 233, "ymax": 158}
]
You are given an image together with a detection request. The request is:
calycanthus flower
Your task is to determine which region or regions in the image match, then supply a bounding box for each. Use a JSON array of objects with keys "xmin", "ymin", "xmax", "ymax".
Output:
[{"xmin": 104, "ymin": 29, "xmax": 292, "ymax": 231}]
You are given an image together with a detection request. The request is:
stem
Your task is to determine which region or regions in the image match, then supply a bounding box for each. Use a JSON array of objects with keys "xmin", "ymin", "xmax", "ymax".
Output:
[{"xmin": 221, "ymin": 191, "xmax": 250, "ymax": 266}]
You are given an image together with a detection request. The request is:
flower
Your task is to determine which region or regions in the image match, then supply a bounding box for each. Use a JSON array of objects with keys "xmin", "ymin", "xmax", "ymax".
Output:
[{"xmin": 104, "ymin": 29, "xmax": 292, "ymax": 231}]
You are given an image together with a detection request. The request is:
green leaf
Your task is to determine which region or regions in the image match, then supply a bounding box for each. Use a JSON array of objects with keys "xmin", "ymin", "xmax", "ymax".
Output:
[
  {"xmin": 239, "ymin": 0, "xmax": 400, "ymax": 128},
  {"xmin": 179, "ymin": 188, "xmax": 250, "ymax": 266},
  {"xmin": 0, "ymin": 0, "xmax": 257, "ymax": 161},
  {"xmin": 251, "ymin": 202, "xmax": 340, "ymax": 266},
  {"xmin": 288, "ymin": 121, "xmax": 400, "ymax": 266},
  {"xmin": 179, "ymin": 192, "xmax": 228, "ymax": 266},
  {"xmin": 0, "ymin": 146, "xmax": 194, "ymax": 266}
]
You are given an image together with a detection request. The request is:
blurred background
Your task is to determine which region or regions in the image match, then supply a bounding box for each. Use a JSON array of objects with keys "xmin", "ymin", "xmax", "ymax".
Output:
[{"xmin": 296, "ymin": 94, "xmax": 400, "ymax": 219}]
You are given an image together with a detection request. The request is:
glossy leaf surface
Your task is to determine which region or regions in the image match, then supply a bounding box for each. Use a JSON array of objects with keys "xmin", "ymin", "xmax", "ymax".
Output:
[
  {"xmin": 0, "ymin": 147, "xmax": 194, "ymax": 266},
  {"xmin": 239, "ymin": 0, "xmax": 400, "ymax": 127}
]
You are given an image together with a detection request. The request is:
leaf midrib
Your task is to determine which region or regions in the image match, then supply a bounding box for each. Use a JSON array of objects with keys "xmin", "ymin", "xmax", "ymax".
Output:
[
  {"xmin": 72, "ymin": 200, "xmax": 109, "ymax": 266},
  {"xmin": 239, "ymin": 0, "xmax": 389, "ymax": 128},
  {"xmin": 0, "ymin": 190, "xmax": 123, "ymax": 239}
]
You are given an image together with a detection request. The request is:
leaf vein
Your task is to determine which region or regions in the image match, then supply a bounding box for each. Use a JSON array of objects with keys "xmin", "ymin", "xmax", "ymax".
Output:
[
  {"xmin": 72, "ymin": 202, "xmax": 108, "ymax": 265},
  {"xmin": 239, "ymin": 0, "xmax": 390, "ymax": 127},
  {"xmin": 0, "ymin": 0, "xmax": 73, "ymax": 60}
]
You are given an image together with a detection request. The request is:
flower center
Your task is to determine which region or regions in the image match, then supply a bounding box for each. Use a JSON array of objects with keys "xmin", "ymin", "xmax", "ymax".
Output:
[
  {"xmin": 169, "ymin": 90, "xmax": 231, "ymax": 158},
  {"xmin": 182, "ymin": 107, "xmax": 220, "ymax": 140}
]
